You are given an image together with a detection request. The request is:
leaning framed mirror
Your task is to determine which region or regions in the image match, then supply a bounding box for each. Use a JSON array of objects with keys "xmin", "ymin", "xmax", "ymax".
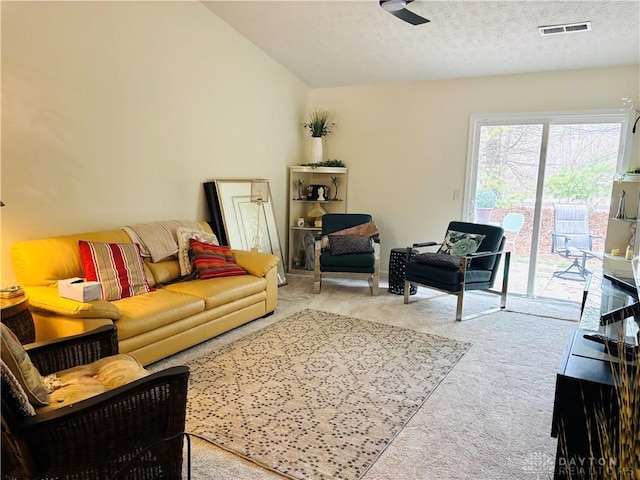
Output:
[{"xmin": 203, "ymin": 179, "xmax": 287, "ymax": 286}]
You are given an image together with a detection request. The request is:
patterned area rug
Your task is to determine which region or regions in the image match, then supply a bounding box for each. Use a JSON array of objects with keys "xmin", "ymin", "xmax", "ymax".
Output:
[{"xmin": 186, "ymin": 309, "xmax": 471, "ymax": 480}]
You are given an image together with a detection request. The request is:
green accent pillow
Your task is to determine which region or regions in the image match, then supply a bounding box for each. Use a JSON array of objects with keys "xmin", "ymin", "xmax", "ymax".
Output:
[{"xmin": 437, "ymin": 230, "xmax": 485, "ymax": 257}]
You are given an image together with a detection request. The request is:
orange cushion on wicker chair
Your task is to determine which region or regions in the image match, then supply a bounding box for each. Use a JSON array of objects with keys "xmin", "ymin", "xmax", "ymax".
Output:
[{"xmin": 38, "ymin": 354, "xmax": 149, "ymax": 413}]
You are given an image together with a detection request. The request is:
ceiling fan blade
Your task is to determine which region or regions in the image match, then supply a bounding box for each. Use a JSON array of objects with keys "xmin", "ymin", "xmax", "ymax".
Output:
[{"xmin": 390, "ymin": 8, "xmax": 430, "ymax": 25}]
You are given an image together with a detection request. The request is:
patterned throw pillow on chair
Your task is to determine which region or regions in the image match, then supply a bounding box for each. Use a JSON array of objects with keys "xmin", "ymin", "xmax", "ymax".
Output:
[
  {"xmin": 1, "ymin": 359, "xmax": 37, "ymax": 416},
  {"xmin": 0, "ymin": 324, "xmax": 49, "ymax": 406},
  {"xmin": 437, "ymin": 230, "xmax": 486, "ymax": 257},
  {"xmin": 328, "ymin": 235, "xmax": 374, "ymax": 256},
  {"xmin": 415, "ymin": 252, "xmax": 461, "ymax": 269}
]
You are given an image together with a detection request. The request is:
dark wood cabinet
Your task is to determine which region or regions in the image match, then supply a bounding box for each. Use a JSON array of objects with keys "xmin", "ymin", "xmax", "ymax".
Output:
[
  {"xmin": 552, "ymin": 330, "xmax": 618, "ymax": 479},
  {"xmin": 551, "ymin": 275, "xmax": 638, "ymax": 479}
]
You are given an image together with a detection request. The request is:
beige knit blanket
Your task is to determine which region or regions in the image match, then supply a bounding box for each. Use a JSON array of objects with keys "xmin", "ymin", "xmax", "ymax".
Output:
[
  {"xmin": 333, "ymin": 222, "xmax": 379, "ymax": 238},
  {"xmin": 320, "ymin": 222, "xmax": 379, "ymax": 250},
  {"xmin": 124, "ymin": 220, "xmax": 204, "ymax": 262}
]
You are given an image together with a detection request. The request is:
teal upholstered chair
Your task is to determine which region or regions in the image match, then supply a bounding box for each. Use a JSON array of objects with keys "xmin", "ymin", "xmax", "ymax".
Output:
[
  {"xmin": 314, "ymin": 213, "xmax": 380, "ymax": 295},
  {"xmin": 404, "ymin": 221, "xmax": 510, "ymax": 321}
]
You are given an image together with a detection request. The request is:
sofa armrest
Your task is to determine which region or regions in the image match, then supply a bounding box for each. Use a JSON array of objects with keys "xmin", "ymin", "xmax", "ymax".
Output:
[
  {"xmin": 231, "ymin": 250, "xmax": 280, "ymax": 278},
  {"xmin": 25, "ymin": 286, "xmax": 121, "ymax": 320}
]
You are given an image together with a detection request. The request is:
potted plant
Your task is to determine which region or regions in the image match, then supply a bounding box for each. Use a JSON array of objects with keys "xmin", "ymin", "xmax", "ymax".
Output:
[
  {"xmin": 475, "ymin": 188, "xmax": 498, "ymax": 223},
  {"xmin": 302, "ymin": 109, "xmax": 336, "ymax": 163},
  {"xmin": 330, "ymin": 176, "xmax": 341, "ymax": 201}
]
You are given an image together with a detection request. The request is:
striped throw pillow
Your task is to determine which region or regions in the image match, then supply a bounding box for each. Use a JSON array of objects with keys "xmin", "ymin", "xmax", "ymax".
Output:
[
  {"xmin": 190, "ymin": 239, "xmax": 246, "ymax": 279},
  {"xmin": 79, "ymin": 241, "xmax": 154, "ymax": 301}
]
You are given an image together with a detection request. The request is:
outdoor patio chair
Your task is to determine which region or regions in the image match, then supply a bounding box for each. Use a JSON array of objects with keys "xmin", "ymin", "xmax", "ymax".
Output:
[
  {"xmin": 551, "ymin": 203, "xmax": 603, "ymax": 280},
  {"xmin": 502, "ymin": 212, "xmax": 525, "ymax": 257},
  {"xmin": 403, "ymin": 221, "xmax": 510, "ymax": 321}
]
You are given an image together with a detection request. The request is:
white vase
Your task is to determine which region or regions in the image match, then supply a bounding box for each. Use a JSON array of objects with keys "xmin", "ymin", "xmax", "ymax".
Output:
[{"xmin": 310, "ymin": 137, "xmax": 323, "ymax": 163}]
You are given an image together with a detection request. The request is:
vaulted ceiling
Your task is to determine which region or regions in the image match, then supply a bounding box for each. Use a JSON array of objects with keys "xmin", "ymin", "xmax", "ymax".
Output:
[{"xmin": 203, "ymin": 1, "xmax": 640, "ymax": 88}]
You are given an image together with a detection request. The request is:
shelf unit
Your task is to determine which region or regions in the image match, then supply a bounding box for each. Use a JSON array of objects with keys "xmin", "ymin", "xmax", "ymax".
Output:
[
  {"xmin": 287, "ymin": 166, "xmax": 348, "ymax": 273},
  {"xmin": 603, "ymin": 175, "xmax": 640, "ymax": 276}
]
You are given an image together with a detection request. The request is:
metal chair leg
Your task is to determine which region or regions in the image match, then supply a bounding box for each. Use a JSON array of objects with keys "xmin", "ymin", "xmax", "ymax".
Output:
[
  {"xmin": 455, "ymin": 291, "xmax": 464, "ymax": 321},
  {"xmin": 370, "ymin": 273, "xmax": 379, "ymax": 296},
  {"xmin": 500, "ymin": 251, "xmax": 510, "ymax": 309},
  {"xmin": 404, "ymin": 280, "xmax": 411, "ymax": 304},
  {"xmin": 314, "ymin": 240, "xmax": 321, "ymax": 293},
  {"xmin": 552, "ymin": 257, "xmax": 586, "ymax": 280},
  {"xmin": 371, "ymin": 242, "xmax": 380, "ymax": 296}
]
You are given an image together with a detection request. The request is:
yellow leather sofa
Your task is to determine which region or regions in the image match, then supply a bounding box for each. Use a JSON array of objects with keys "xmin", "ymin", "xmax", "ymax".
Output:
[{"xmin": 11, "ymin": 222, "xmax": 279, "ymax": 365}]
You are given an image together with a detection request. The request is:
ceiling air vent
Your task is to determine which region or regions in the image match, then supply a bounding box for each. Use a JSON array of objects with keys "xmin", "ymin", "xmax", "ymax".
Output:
[{"xmin": 539, "ymin": 21, "xmax": 591, "ymax": 36}]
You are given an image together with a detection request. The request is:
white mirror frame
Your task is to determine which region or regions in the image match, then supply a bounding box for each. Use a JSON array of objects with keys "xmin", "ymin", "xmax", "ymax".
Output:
[{"xmin": 207, "ymin": 179, "xmax": 287, "ymax": 286}]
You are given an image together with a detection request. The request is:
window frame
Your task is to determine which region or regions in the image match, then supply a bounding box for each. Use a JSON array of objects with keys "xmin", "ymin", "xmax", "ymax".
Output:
[{"xmin": 464, "ymin": 108, "xmax": 635, "ymax": 220}]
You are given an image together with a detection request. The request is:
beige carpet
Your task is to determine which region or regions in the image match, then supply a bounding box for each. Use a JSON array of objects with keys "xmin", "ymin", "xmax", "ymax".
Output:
[
  {"xmin": 149, "ymin": 274, "xmax": 579, "ymax": 479},
  {"xmin": 184, "ymin": 309, "xmax": 471, "ymax": 480}
]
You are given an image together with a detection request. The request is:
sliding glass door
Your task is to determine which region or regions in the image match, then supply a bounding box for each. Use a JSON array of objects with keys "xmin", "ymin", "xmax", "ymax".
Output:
[{"xmin": 465, "ymin": 110, "xmax": 634, "ymax": 301}]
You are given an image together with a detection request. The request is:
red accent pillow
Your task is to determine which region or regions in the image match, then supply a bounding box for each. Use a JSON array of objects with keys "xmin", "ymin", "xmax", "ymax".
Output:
[
  {"xmin": 79, "ymin": 241, "xmax": 154, "ymax": 301},
  {"xmin": 190, "ymin": 239, "xmax": 246, "ymax": 279}
]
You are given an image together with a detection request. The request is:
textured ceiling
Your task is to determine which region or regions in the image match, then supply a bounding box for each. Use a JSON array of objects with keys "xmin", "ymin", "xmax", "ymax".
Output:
[{"xmin": 202, "ymin": 0, "xmax": 640, "ymax": 88}]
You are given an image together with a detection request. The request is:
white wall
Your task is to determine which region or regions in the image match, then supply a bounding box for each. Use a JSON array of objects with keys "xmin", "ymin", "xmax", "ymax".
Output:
[
  {"xmin": 2, "ymin": 1, "xmax": 638, "ymax": 286},
  {"xmin": 1, "ymin": 1, "xmax": 310, "ymax": 285},
  {"xmin": 308, "ymin": 66, "xmax": 640, "ymax": 269}
]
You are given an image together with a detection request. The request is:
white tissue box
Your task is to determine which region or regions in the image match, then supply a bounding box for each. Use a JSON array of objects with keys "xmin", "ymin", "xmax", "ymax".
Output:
[{"xmin": 58, "ymin": 277, "xmax": 102, "ymax": 302}]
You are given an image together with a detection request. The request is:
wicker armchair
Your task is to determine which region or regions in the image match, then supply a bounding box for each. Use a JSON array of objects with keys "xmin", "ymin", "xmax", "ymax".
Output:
[{"xmin": 1, "ymin": 325, "xmax": 190, "ymax": 480}]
